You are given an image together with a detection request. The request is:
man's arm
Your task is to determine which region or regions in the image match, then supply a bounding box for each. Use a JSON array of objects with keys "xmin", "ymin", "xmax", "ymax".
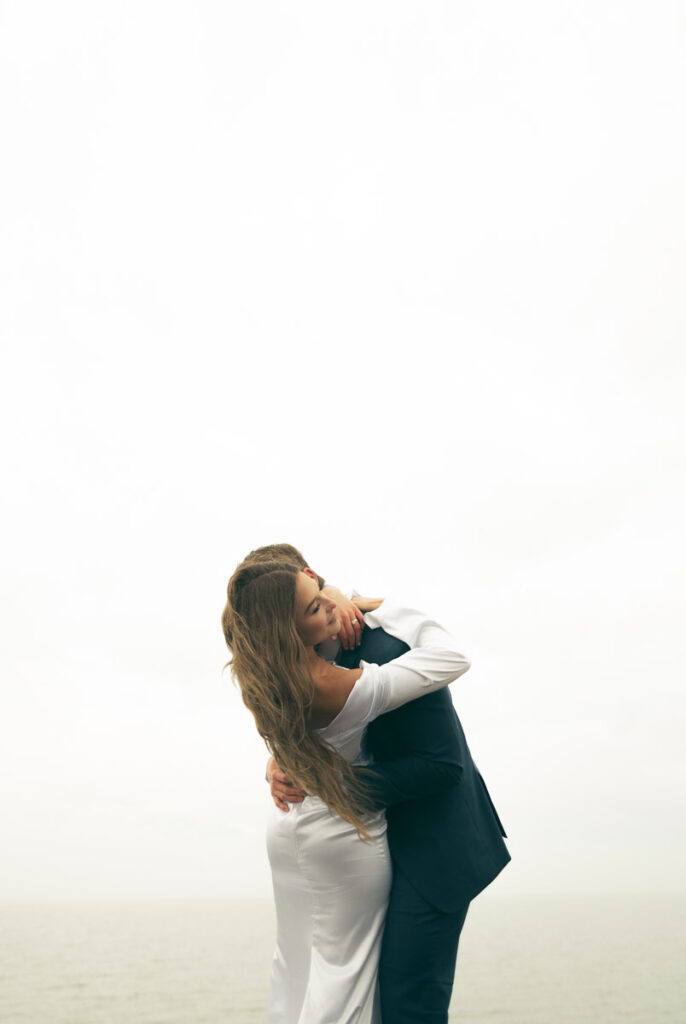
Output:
[
  {"xmin": 268, "ymin": 669, "xmax": 465, "ymax": 815},
  {"xmin": 266, "ymin": 756, "xmax": 306, "ymax": 811},
  {"xmin": 268, "ymin": 712, "xmax": 463, "ymax": 813},
  {"xmin": 338, "ymin": 616, "xmax": 466, "ymax": 810},
  {"xmin": 355, "ymin": 751, "xmax": 463, "ymax": 811},
  {"xmin": 355, "ymin": 688, "xmax": 464, "ymax": 810}
]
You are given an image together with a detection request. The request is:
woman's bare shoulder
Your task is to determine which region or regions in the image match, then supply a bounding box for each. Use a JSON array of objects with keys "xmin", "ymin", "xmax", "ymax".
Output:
[{"xmin": 309, "ymin": 664, "xmax": 363, "ymax": 730}]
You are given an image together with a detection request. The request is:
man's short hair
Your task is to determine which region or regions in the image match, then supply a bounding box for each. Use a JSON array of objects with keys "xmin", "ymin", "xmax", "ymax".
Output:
[{"xmin": 243, "ymin": 543, "xmax": 325, "ymax": 589}]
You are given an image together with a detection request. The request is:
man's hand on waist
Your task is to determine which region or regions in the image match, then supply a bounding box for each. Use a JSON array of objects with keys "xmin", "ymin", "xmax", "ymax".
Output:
[{"xmin": 266, "ymin": 756, "xmax": 307, "ymax": 812}]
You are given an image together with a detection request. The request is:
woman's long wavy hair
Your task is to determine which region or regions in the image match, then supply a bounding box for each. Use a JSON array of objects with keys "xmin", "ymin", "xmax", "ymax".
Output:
[{"xmin": 222, "ymin": 559, "xmax": 375, "ymax": 839}]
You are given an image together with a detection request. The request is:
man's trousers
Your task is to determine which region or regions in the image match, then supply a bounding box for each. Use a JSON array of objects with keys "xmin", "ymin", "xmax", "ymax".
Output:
[{"xmin": 378, "ymin": 864, "xmax": 470, "ymax": 1024}]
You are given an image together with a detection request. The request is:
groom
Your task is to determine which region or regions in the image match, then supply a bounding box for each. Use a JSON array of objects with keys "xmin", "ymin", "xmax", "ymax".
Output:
[{"xmin": 254, "ymin": 544, "xmax": 510, "ymax": 1024}]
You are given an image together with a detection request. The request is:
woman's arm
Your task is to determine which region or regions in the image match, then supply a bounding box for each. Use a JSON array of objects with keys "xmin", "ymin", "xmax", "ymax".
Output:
[
  {"xmin": 352, "ymin": 596, "xmax": 384, "ymax": 613},
  {"xmin": 362, "ymin": 602, "xmax": 471, "ymax": 717}
]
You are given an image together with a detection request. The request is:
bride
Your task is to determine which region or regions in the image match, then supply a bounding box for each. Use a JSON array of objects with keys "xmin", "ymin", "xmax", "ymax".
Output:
[{"xmin": 222, "ymin": 556, "xmax": 470, "ymax": 1024}]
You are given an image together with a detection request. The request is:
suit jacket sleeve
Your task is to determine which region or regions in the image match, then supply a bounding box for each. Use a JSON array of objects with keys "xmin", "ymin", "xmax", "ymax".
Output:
[
  {"xmin": 345, "ymin": 612, "xmax": 466, "ymax": 810},
  {"xmin": 355, "ymin": 751, "xmax": 463, "ymax": 809},
  {"xmin": 356, "ymin": 689, "xmax": 464, "ymax": 808}
]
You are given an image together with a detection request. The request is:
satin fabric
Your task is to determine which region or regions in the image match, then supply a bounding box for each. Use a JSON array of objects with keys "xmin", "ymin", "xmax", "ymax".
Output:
[{"xmin": 266, "ymin": 799, "xmax": 391, "ymax": 1024}]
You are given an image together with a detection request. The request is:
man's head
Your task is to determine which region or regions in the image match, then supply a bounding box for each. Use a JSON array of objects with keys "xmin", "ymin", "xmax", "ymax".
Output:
[{"xmin": 243, "ymin": 543, "xmax": 325, "ymax": 589}]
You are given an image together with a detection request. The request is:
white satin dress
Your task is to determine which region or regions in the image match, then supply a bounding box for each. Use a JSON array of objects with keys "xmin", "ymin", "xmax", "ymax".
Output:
[{"xmin": 265, "ymin": 602, "xmax": 471, "ymax": 1024}]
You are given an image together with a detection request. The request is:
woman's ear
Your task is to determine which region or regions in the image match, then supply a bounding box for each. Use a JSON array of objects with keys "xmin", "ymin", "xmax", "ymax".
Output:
[{"xmin": 302, "ymin": 567, "xmax": 320, "ymax": 586}]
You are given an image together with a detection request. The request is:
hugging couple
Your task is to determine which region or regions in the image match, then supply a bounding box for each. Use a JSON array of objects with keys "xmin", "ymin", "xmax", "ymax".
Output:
[{"xmin": 222, "ymin": 543, "xmax": 509, "ymax": 1023}]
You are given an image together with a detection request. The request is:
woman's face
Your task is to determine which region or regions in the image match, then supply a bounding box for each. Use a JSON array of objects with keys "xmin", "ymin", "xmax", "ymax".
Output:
[{"xmin": 295, "ymin": 570, "xmax": 340, "ymax": 646}]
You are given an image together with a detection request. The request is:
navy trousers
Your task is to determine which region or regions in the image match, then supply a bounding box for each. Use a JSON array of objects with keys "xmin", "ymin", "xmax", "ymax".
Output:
[{"xmin": 378, "ymin": 865, "xmax": 470, "ymax": 1024}]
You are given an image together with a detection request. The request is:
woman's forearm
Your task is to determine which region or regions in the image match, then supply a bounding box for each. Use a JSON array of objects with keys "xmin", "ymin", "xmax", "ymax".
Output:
[{"xmin": 352, "ymin": 596, "xmax": 384, "ymax": 613}]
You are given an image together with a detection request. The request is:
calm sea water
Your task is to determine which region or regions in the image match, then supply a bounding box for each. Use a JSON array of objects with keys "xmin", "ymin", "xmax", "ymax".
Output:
[{"xmin": 1, "ymin": 894, "xmax": 684, "ymax": 1023}]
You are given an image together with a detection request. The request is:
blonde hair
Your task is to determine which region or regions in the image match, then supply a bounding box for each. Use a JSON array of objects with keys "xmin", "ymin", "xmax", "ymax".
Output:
[{"xmin": 221, "ymin": 559, "xmax": 374, "ymax": 838}]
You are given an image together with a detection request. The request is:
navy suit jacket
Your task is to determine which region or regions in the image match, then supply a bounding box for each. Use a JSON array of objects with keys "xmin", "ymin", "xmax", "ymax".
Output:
[{"xmin": 337, "ymin": 622, "xmax": 510, "ymax": 913}]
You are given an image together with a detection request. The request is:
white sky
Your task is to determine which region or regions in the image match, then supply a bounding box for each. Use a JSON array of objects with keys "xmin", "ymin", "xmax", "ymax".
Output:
[{"xmin": 1, "ymin": 1, "xmax": 684, "ymax": 899}]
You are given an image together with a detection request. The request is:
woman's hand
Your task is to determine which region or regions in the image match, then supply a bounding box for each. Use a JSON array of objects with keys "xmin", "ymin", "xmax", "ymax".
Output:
[{"xmin": 320, "ymin": 586, "xmax": 366, "ymax": 650}]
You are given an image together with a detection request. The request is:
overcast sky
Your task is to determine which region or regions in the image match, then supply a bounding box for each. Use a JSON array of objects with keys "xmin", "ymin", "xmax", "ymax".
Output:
[{"xmin": 1, "ymin": 1, "xmax": 684, "ymax": 900}]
